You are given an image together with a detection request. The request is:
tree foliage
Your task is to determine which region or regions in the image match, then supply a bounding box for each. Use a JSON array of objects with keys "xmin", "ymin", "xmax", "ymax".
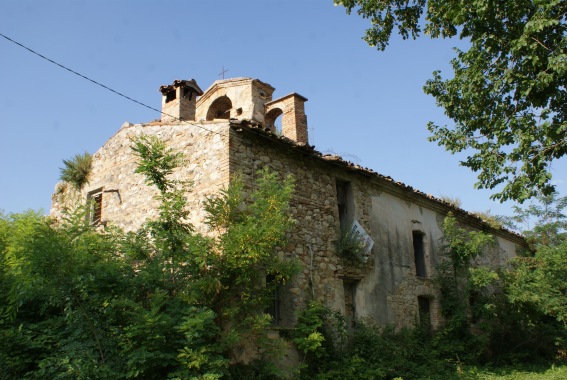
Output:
[
  {"xmin": 336, "ymin": 0, "xmax": 567, "ymax": 202},
  {"xmin": 505, "ymin": 191, "xmax": 567, "ymax": 249},
  {"xmin": 441, "ymin": 212, "xmax": 495, "ymax": 271},
  {"xmin": 507, "ymin": 241, "xmax": 567, "ymax": 326},
  {"xmin": 499, "ymin": 191, "xmax": 567, "ymax": 326},
  {"xmin": 1, "ymin": 135, "xmax": 297, "ymax": 379}
]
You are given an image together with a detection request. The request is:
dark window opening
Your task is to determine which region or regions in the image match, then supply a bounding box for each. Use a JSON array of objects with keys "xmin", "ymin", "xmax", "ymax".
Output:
[
  {"xmin": 413, "ymin": 231, "xmax": 426, "ymax": 277},
  {"xmin": 343, "ymin": 279, "xmax": 358, "ymax": 331},
  {"xmin": 336, "ymin": 180, "xmax": 353, "ymax": 230},
  {"xmin": 418, "ymin": 296, "xmax": 431, "ymax": 328},
  {"xmin": 88, "ymin": 190, "xmax": 103, "ymax": 226},
  {"xmin": 182, "ymin": 87, "xmax": 193, "ymax": 100},
  {"xmin": 469, "ymin": 291, "xmax": 480, "ymax": 323},
  {"xmin": 165, "ymin": 90, "xmax": 176, "ymax": 103},
  {"xmin": 265, "ymin": 275, "xmax": 281, "ymax": 326}
]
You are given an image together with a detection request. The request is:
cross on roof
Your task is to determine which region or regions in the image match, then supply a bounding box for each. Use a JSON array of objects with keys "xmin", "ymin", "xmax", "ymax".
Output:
[{"xmin": 218, "ymin": 66, "xmax": 229, "ymax": 79}]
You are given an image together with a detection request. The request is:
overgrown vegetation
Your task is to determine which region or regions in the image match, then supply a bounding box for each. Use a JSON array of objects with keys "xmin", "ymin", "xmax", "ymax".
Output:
[
  {"xmin": 59, "ymin": 151, "xmax": 93, "ymax": 191},
  {"xmin": 1, "ymin": 135, "xmax": 297, "ymax": 379},
  {"xmin": 292, "ymin": 210, "xmax": 567, "ymax": 379},
  {"xmin": 335, "ymin": 226, "xmax": 367, "ymax": 263},
  {"xmin": 4, "ymin": 135, "xmax": 567, "ymax": 378},
  {"xmin": 439, "ymin": 195, "xmax": 462, "ymax": 208},
  {"xmin": 336, "ymin": 0, "xmax": 567, "ymax": 203}
]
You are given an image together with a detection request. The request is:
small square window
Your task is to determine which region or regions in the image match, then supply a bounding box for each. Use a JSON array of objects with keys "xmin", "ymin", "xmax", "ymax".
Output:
[{"xmin": 165, "ymin": 90, "xmax": 176, "ymax": 103}]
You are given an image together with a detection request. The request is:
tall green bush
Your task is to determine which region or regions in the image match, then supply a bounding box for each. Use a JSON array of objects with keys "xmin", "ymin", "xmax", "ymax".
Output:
[{"xmin": 0, "ymin": 135, "xmax": 298, "ymax": 379}]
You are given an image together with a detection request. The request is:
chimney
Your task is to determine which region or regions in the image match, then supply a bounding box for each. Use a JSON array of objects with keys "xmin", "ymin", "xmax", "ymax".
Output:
[
  {"xmin": 159, "ymin": 79, "xmax": 203, "ymax": 122},
  {"xmin": 264, "ymin": 93, "xmax": 309, "ymax": 144}
]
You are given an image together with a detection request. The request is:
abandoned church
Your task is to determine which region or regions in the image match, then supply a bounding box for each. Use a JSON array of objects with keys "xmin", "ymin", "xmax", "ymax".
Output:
[{"xmin": 50, "ymin": 77, "xmax": 525, "ymax": 334}]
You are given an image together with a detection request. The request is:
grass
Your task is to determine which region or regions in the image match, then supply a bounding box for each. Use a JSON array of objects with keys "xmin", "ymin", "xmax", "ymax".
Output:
[{"xmin": 458, "ymin": 364, "xmax": 567, "ymax": 380}]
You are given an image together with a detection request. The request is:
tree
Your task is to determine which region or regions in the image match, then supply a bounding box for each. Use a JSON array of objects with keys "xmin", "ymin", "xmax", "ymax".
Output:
[
  {"xmin": 1, "ymin": 136, "xmax": 297, "ymax": 379},
  {"xmin": 335, "ymin": 0, "xmax": 567, "ymax": 202},
  {"xmin": 507, "ymin": 240, "xmax": 567, "ymax": 326},
  {"xmin": 501, "ymin": 191, "xmax": 567, "ymax": 326},
  {"xmin": 507, "ymin": 191, "xmax": 567, "ymax": 249}
]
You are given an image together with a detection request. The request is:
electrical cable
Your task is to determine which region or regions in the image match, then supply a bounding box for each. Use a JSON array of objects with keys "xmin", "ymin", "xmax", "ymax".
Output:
[
  {"xmin": 0, "ymin": 32, "xmax": 226, "ymax": 137},
  {"xmin": 0, "ymin": 32, "xmax": 313, "ymax": 153}
]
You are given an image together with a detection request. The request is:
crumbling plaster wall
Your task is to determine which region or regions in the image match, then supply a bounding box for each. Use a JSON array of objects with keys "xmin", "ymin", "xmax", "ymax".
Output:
[
  {"xmin": 365, "ymin": 191, "xmax": 444, "ymax": 328},
  {"xmin": 228, "ymin": 128, "xmax": 521, "ymax": 329},
  {"xmin": 51, "ymin": 121, "xmax": 231, "ymax": 233}
]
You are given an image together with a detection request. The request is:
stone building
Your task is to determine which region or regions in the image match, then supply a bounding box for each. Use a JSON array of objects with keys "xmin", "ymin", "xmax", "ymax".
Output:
[{"xmin": 51, "ymin": 77, "xmax": 525, "ymax": 333}]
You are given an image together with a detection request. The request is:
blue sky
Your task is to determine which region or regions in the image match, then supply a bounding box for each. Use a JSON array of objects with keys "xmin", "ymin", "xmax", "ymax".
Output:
[{"xmin": 1, "ymin": 1, "xmax": 565, "ymax": 217}]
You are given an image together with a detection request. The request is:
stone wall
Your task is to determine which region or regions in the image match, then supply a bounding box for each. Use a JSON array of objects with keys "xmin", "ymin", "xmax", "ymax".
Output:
[
  {"xmin": 227, "ymin": 126, "xmax": 523, "ymax": 330},
  {"xmin": 51, "ymin": 121, "xmax": 231, "ymax": 233},
  {"xmin": 50, "ymin": 116, "xmax": 523, "ymax": 332},
  {"xmin": 228, "ymin": 128, "xmax": 362, "ymax": 326}
]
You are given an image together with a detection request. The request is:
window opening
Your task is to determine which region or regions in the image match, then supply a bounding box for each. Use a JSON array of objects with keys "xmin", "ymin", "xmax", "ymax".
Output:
[
  {"xmin": 265, "ymin": 274, "xmax": 281, "ymax": 325},
  {"xmin": 343, "ymin": 279, "xmax": 358, "ymax": 330},
  {"xmin": 418, "ymin": 296, "xmax": 431, "ymax": 328},
  {"xmin": 336, "ymin": 180, "xmax": 353, "ymax": 229},
  {"xmin": 165, "ymin": 90, "xmax": 176, "ymax": 103},
  {"xmin": 88, "ymin": 189, "xmax": 103, "ymax": 226},
  {"xmin": 182, "ymin": 87, "xmax": 193, "ymax": 100},
  {"xmin": 413, "ymin": 231, "xmax": 426, "ymax": 277}
]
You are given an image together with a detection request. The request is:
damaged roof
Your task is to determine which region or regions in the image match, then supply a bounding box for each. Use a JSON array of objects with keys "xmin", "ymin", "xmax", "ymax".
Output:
[{"xmin": 228, "ymin": 118, "xmax": 526, "ymax": 245}]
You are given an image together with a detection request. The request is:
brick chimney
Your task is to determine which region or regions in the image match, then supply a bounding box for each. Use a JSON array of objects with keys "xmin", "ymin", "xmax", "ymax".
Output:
[
  {"xmin": 265, "ymin": 93, "xmax": 308, "ymax": 144},
  {"xmin": 159, "ymin": 79, "xmax": 203, "ymax": 122}
]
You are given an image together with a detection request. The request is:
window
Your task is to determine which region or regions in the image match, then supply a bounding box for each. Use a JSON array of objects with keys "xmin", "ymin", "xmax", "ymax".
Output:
[
  {"xmin": 87, "ymin": 189, "xmax": 103, "ymax": 226},
  {"xmin": 165, "ymin": 89, "xmax": 176, "ymax": 103},
  {"xmin": 182, "ymin": 87, "xmax": 193, "ymax": 100},
  {"xmin": 265, "ymin": 274, "xmax": 281, "ymax": 326},
  {"xmin": 343, "ymin": 279, "xmax": 359, "ymax": 331},
  {"xmin": 413, "ymin": 231, "xmax": 426, "ymax": 277},
  {"xmin": 469, "ymin": 291, "xmax": 480, "ymax": 323},
  {"xmin": 418, "ymin": 296, "xmax": 431, "ymax": 327},
  {"xmin": 336, "ymin": 179, "xmax": 353, "ymax": 229}
]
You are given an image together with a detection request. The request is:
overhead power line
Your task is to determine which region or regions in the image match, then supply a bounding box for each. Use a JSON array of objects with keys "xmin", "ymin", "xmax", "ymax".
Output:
[{"xmin": 0, "ymin": 32, "xmax": 225, "ymax": 137}]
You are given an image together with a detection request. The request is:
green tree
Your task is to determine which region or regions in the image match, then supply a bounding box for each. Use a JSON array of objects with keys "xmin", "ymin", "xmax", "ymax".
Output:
[
  {"xmin": 507, "ymin": 241, "xmax": 567, "ymax": 326},
  {"xmin": 501, "ymin": 192, "xmax": 567, "ymax": 328},
  {"xmin": 336, "ymin": 0, "xmax": 567, "ymax": 202},
  {"xmin": 1, "ymin": 135, "xmax": 297, "ymax": 379},
  {"xmin": 506, "ymin": 191, "xmax": 567, "ymax": 249}
]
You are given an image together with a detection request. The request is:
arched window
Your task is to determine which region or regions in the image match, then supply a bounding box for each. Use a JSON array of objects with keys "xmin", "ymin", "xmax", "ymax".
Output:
[
  {"xmin": 206, "ymin": 96, "xmax": 232, "ymax": 120},
  {"xmin": 264, "ymin": 108, "xmax": 283, "ymax": 132}
]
